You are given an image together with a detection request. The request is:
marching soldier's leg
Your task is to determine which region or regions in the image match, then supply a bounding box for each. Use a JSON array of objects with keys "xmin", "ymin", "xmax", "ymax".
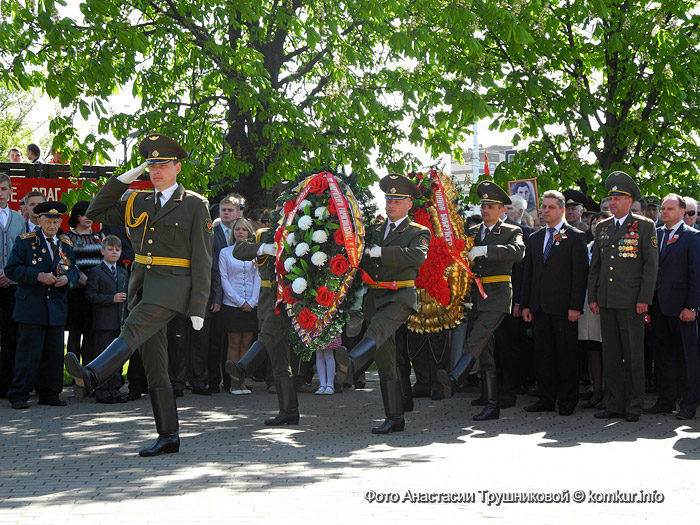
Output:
[
  {"xmin": 395, "ymin": 325, "xmax": 413, "ymax": 411},
  {"xmin": 372, "ymin": 335, "xmax": 405, "ymax": 434},
  {"xmin": 473, "ymin": 333, "xmax": 500, "ymax": 421},
  {"xmin": 224, "ymin": 340, "xmax": 268, "ymax": 387}
]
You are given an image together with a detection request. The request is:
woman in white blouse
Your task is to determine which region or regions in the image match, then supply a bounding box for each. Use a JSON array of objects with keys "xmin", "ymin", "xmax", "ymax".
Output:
[{"xmin": 220, "ymin": 218, "xmax": 261, "ymax": 394}]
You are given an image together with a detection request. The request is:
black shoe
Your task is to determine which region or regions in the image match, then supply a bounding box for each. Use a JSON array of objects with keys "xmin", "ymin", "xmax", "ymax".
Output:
[
  {"xmin": 96, "ymin": 398, "xmax": 117, "ymax": 404},
  {"xmin": 436, "ymin": 370, "xmax": 456, "ymax": 398},
  {"xmin": 473, "ymin": 404, "xmax": 500, "ymax": 421},
  {"xmin": 677, "ymin": 408, "xmax": 695, "ymax": 420},
  {"xmin": 11, "ymin": 400, "xmax": 29, "ymax": 409},
  {"xmin": 524, "ymin": 400, "xmax": 555, "ymax": 412},
  {"xmin": 114, "ymin": 395, "xmax": 128, "ymax": 404},
  {"xmin": 127, "ymin": 391, "xmax": 143, "ymax": 401},
  {"xmin": 430, "ymin": 390, "xmax": 445, "ymax": 401},
  {"xmin": 191, "ymin": 387, "xmax": 211, "ymax": 396},
  {"xmin": 139, "ymin": 434, "xmax": 180, "ymax": 457},
  {"xmin": 371, "ymin": 417, "xmax": 405, "ymax": 434},
  {"xmin": 625, "ymin": 414, "xmax": 640, "ymax": 422},
  {"xmin": 264, "ymin": 376, "xmax": 299, "ymax": 426},
  {"xmin": 559, "ymin": 407, "xmax": 575, "ymax": 416},
  {"xmin": 38, "ymin": 397, "xmax": 67, "ymax": 407},
  {"xmin": 594, "ymin": 410, "xmax": 625, "ymax": 419},
  {"xmin": 173, "ymin": 389, "xmax": 184, "ymax": 398},
  {"xmin": 354, "ymin": 381, "xmax": 366, "ymax": 389},
  {"xmin": 642, "ymin": 404, "xmax": 675, "ymax": 415}
]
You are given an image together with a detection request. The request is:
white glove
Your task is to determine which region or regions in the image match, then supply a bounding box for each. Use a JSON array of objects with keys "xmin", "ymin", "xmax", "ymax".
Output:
[
  {"xmin": 261, "ymin": 243, "xmax": 276, "ymax": 256},
  {"xmin": 368, "ymin": 246, "xmax": 382, "ymax": 258},
  {"xmin": 190, "ymin": 316, "xmax": 204, "ymax": 331},
  {"xmin": 117, "ymin": 161, "xmax": 148, "ymax": 184},
  {"xmin": 468, "ymin": 246, "xmax": 488, "ymax": 261}
]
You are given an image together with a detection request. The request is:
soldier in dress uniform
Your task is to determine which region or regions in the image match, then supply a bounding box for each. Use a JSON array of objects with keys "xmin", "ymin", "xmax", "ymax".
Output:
[
  {"xmin": 436, "ymin": 181, "xmax": 525, "ymax": 421},
  {"xmin": 64, "ymin": 134, "xmax": 213, "ymax": 456},
  {"xmin": 6, "ymin": 202, "xmax": 78, "ymax": 409},
  {"xmin": 335, "ymin": 174, "xmax": 431, "ymax": 434},
  {"xmin": 588, "ymin": 171, "xmax": 658, "ymax": 422},
  {"xmin": 563, "ymin": 189, "xmax": 590, "ymax": 232},
  {"xmin": 224, "ymin": 180, "xmax": 301, "ymax": 426}
]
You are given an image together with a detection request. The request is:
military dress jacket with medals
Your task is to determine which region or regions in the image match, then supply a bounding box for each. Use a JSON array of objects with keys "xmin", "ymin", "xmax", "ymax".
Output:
[
  {"xmin": 468, "ymin": 218, "xmax": 525, "ymax": 314},
  {"xmin": 5, "ymin": 230, "xmax": 78, "ymax": 326},
  {"xmin": 232, "ymin": 227, "xmax": 278, "ymax": 318},
  {"xmin": 588, "ymin": 213, "xmax": 658, "ymax": 309},
  {"xmin": 86, "ymin": 175, "xmax": 213, "ymax": 319},
  {"xmin": 366, "ymin": 218, "xmax": 431, "ymax": 313}
]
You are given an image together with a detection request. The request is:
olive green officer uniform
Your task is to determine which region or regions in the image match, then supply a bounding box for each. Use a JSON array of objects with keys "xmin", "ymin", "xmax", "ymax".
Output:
[{"xmin": 588, "ymin": 171, "xmax": 658, "ymax": 419}]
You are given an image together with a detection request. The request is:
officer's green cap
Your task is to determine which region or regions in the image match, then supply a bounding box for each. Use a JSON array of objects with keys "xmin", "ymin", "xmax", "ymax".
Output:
[
  {"xmin": 606, "ymin": 171, "xmax": 641, "ymax": 201},
  {"xmin": 562, "ymin": 189, "xmax": 586, "ymax": 208},
  {"xmin": 645, "ymin": 195, "xmax": 661, "ymax": 208},
  {"xmin": 379, "ymin": 174, "xmax": 421, "ymax": 200},
  {"xmin": 138, "ymin": 134, "xmax": 188, "ymax": 165},
  {"xmin": 477, "ymin": 180, "xmax": 511, "ymax": 205}
]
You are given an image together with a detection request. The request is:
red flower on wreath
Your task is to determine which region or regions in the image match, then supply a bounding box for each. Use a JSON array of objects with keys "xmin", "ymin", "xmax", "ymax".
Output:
[
  {"xmin": 309, "ymin": 175, "xmax": 329, "ymax": 194},
  {"xmin": 327, "ymin": 200, "xmax": 338, "ymax": 216},
  {"xmin": 315, "ymin": 286, "xmax": 335, "ymax": 307},
  {"xmin": 283, "ymin": 285, "xmax": 297, "ymax": 304},
  {"xmin": 274, "ymin": 227, "xmax": 285, "ymax": 243},
  {"xmin": 329, "ymin": 254, "xmax": 349, "ymax": 276},
  {"xmin": 297, "ymin": 307, "xmax": 317, "ymax": 330},
  {"xmin": 334, "ymin": 227, "xmax": 345, "ymax": 246},
  {"xmin": 283, "ymin": 199, "xmax": 296, "ymax": 216},
  {"xmin": 276, "ymin": 259, "xmax": 287, "ymax": 276}
]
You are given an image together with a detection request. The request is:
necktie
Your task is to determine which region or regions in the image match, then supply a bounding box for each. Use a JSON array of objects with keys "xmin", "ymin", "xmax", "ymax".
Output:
[
  {"xmin": 111, "ymin": 265, "xmax": 117, "ymax": 279},
  {"xmin": 0, "ymin": 208, "xmax": 6, "ymax": 228},
  {"xmin": 49, "ymin": 238, "xmax": 57, "ymax": 260},
  {"xmin": 385, "ymin": 222, "xmax": 395, "ymax": 239},
  {"xmin": 482, "ymin": 227, "xmax": 490, "ymax": 241},
  {"xmin": 155, "ymin": 191, "xmax": 163, "ymax": 213},
  {"xmin": 543, "ymin": 227, "xmax": 556, "ymax": 262},
  {"xmin": 614, "ymin": 220, "xmax": 620, "ymax": 233},
  {"xmin": 661, "ymin": 228, "xmax": 672, "ymax": 252}
]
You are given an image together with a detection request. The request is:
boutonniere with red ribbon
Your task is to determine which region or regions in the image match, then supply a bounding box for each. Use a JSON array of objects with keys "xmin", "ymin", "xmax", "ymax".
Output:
[
  {"xmin": 624, "ymin": 220, "xmax": 639, "ymax": 238},
  {"xmin": 554, "ymin": 228, "xmax": 568, "ymax": 243},
  {"xmin": 667, "ymin": 234, "xmax": 679, "ymax": 246}
]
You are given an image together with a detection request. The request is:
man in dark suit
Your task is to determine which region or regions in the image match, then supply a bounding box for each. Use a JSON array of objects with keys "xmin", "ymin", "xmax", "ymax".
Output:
[
  {"xmin": 22, "ymin": 191, "xmax": 45, "ymax": 233},
  {"xmin": 644, "ymin": 194, "xmax": 700, "ymax": 419},
  {"xmin": 64, "ymin": 133, "xmax": 213, "ymax": 456},
  {"xmin": 5, "ymin": 202, "xmax": 78, "ymax": 409},
  {"xmin": 85, "ymin": 235, "xmax": 129, "ymax": 403},
  {"xmin": 336, "ymin": 174, "xmax": 431, "ymax": 434},
  {"xmin": 588, "ymin": 171, "xmax": 658, "ymax": 422},
  {"xmin": 521, "ymin": 190, "xmax": 589, "ymax": 415},
  {"xmin": 437, "ymin": 181, "xmax": 525, "ymax": 421}
]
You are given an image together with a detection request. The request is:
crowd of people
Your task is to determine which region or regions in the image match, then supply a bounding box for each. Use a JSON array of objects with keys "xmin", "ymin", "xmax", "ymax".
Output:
[
  {"xmin": 0, "ymin": 133, "xmax": 698, "ymax": 457},
  {"xmin": 7, "ymin": 143, "xmax": 65, "ymax": 164}
]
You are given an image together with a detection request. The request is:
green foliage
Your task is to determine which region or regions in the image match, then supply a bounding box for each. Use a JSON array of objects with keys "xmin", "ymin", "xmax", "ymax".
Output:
[
  {"xmin": 458, "ymin": 0, "xmax": 700, "ymax": 199},
  {"xmin": 0, "ymin": 0, "xmax": 492, "ymax": 207},
  {"xmin": 0, "ymin": 86, "xmax": 37, "ymax": 159}
]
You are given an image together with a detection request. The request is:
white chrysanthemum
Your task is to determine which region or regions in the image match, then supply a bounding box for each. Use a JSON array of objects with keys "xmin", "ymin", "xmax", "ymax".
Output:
[
  {"xmin": 283, "ymin": 257, "xmax": 297, "ymax": 273},
  {"xmin": 311, "ymin": 251, "xmax": 328, "ymax": 267},
  {"xmin": 312, "ymin": 230, "xmax": 328, "ymax": 244},
  {"xmin": 286, "ymin": 232, "xmax": 296, "ymax": 246},
  {"xmin": 314, "ymin": 206, "xmax": 327, "ymax": 219},
  {"xmin": 295, "ymin": 242, "xmax": 310, "ymax": 257},
  {"xmin": 299, "ymin": 199, "xmax": 312, "ymax": 210},
  {"xmin": 291, "ymin": 277, "xmax": 307, "ymax": 294},
  {"xmin": 298, "ymin": 215, "xmax": 313, "ymax": 231}
]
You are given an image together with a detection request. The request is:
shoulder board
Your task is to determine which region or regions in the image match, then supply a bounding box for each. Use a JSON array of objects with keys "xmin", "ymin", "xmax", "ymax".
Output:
[
  {"xmin": 631, "ymin": 213, "xmax": 653, "ymax": 224},
  {"xmin": 19, "ymin": 232, "xmax": 36, "ymax": 240},
  {"xmin": 409, "ymin": 222, "xmax": 430, "ymax": 231},
  {"xmin": 60, "ymin": 236, "xmax": 73, "ymax": 246},
  {"xmin": 500, "ymin": 222, "xmax": 521, "ymax": 231},
  {"xmin": 468, "ymin": 224, "xmax": 481, "ymax": 234},
  {"xmin": 184, "ymin": 189, "xmax": 208, "ymax": 201},
  {"xmin": 255, "ymin": 227, "xmax": 271, "ymax": 243}
]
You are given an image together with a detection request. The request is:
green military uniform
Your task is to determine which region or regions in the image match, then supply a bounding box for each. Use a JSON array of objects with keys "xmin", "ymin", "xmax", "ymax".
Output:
[
  {"xmin": 588, "ymin": 171, "xmax": 658, "ymax": 420},
  {"xmin": 64, "ymin": 134, "xmax": 212, "ymax": 457},
  {"xmin": 438, "ymin": 181, "xmax": 525, "ymax": 421}
]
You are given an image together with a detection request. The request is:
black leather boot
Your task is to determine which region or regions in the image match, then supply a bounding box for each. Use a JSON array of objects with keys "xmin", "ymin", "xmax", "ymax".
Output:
[
  {"xmin": 471, "ymin": 376, "xmax": 488, "ymax": 406},
  {"xmin": 139, "ymin": 384, "xmax": 180, "ymax": 457},
  {"xmin": 225, "ymin": 340, "xmax": 268, "ymax": 386},
  {"xmin": 372, "ymin": 380, "xmax": 405, "ymax": 434},
  {"xmin": 473, "ymin": 370, "xmax": 500, "ymax": 421},
  {"xmin": 65, "ymin": 338, "xmax": 131, "ymax": 396},
  {"xmin": 436, "ymin": 352, "xmax": 476, "ymax": 397},
  {"xmin": 264, "ymin": 376, "xmax": 300, "ymax": 426},
  {"xmin": 335, "ymin": 337, "xmax": 376, "ymax": 386}
]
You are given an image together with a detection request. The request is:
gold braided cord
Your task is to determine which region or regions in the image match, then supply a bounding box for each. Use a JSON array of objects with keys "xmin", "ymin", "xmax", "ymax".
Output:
[
  {"xmin": 407, "ymin": 171, "xmax": 473, "ymax": 334},
  {"xmin": 125, "ymin": 191, "xmax": 150, "ymax": 251}
]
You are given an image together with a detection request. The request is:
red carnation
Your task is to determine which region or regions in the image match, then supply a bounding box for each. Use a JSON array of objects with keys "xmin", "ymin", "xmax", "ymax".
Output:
[
  {"xmin": 327, "ymin": 200, "xmax": 338, "ymax": 216},
  {"xmin": 274, "ymin": 227, "xmax": 285, "ymax": 243},
  {"xmin": 329, "ymin": 254, "xmax": 349, "ymax": 276},
  {"xmin": 315, "ymin": 286, "xmax": 335, "ymax": 307},
  {"xmin": 309, "ymin": 175, "xmax": 329, "ymax": 195},
  {"xmin": 283, "ymin": 285, "xmax": 297, "ymax": 304},
  {"xmin": 297, "ymin": 308, "xmax": 317, "ymax": 330},
  {"xmin": 276, "ymin": 259, "xmax": 287, "ymax": 276},
  {"xmin": 334, "ymin": 227, "xmax": 345, "ymax": 246},
  {"xmin": 283, "ymin": 199, "xmax": 296, "ymax": 216}
]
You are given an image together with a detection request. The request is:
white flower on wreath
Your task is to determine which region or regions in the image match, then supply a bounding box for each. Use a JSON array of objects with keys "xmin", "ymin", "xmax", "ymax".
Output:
[
  {"xmin": 284, "ymin": 257, "xmax": 297, "ymax": 273},
  {"xmin": 298, "ymin": 199, "xmax": 312, "ymax": 210},
  {"xmin": 286, "ymin": 232, "xmax": 296, "ymax": 246},
  {"xmin": 311, "ymin": 251, "xmax": 328, "ymax": 267},
  {"xmin": 314, "ymin": 206, "xmax": 327, "ymax": 219},
  {"xmin": 312, "ymin": 230, "xmax": 328, "ymax": 244},
  {"xmin": 298, "ymin": 215, "xmax": 313, "ymax": 231},
  {"xmin": 292, "ymin": 277, "xmax": 307, "ymax": 294},
  {"xmin": 295, "ymin": 242, "xmax": 310, "ymax": 257}
]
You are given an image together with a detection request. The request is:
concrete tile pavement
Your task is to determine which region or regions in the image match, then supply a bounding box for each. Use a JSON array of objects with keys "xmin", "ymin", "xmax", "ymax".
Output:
[{"xmin": 2, "ymin": 372, "xmax": 700, "ymax": 523}]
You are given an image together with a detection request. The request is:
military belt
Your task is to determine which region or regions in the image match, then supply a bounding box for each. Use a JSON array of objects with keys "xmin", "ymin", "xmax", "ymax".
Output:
[
  {"xmin": 368, "ymin": 280, "xmax": 415, "ymax": 289},
  {"xmin": 480, "ymin": 275, "xmax": 510, "ymax": 284},
  {"xmin": 134, "ymin": 254, "xmax": 191, "ymax": 268},
  {"xmin": 261, "ymin": 280, "xmax": 275, "ymax": 288}
]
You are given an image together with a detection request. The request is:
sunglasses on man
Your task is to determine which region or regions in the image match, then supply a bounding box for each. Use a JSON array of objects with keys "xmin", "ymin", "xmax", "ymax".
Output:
[{"xmin": 685, "ymin": 210, "xmax": 696, "ymax": 217}]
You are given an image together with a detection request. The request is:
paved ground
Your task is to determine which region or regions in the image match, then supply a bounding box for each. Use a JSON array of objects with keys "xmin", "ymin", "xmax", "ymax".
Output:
[{"xmin": 2, "ymin": 372, "xmax": 700, "ymax": 524}]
